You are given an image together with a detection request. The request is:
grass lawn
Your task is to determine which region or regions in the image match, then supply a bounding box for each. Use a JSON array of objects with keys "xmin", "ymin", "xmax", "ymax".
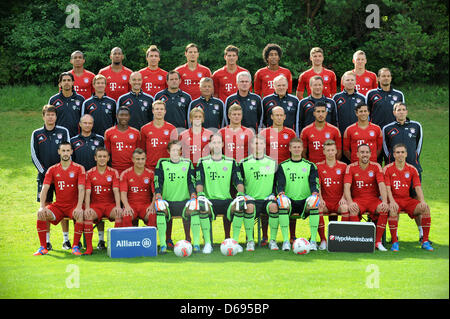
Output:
[{"xmin": 0, "ymin": 84, "xmax": 448, "ymax": 300}]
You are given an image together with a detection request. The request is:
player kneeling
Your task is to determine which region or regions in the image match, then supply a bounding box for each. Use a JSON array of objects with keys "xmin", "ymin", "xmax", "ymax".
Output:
[
  {"xmin": 384, "ymin": 144, "xmax": 433, "ymax": 252},
  {"xmin": 83, "ymin": 147, "xmax": 123, "ymax": 255},
  {"xmin": 120, "ymin": 149, "xmax": 156, "ymax": 229},
  {"xmin": 154, "ymin": 141, "xmax": 197, "ymax": 254},
  {"xmin": 317, "ymin": 140, "xmax": 349, "ymax": 250},
  {"xmin": 34, "ymin": 142, "xmax": 85, "ymax": 256}
]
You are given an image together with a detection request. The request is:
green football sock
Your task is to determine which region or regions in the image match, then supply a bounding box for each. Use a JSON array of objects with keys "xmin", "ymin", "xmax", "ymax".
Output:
[
  {"xmin": 190, "ymin": 213, "xmax": 201, "ymax": 246},
  {"xmin": 199, "ymin": 213, "xmax": 211, "ymax": 245},
  {"xmin": 232, "ymin": 213, "xmax": 244, "ymax": 242},
  {"xmin": 279, "ymin": 213, "xmax": 290, "ymax": 242},
  {"xmin": 269, "ymin": 215, "xmax": 279, "ymax": 241},
  {"xmin": 156, "ymin": 212, "xmax": 167, "ymax": 247},
  {"xmin": 309, "ymin": 209, "xmax": 320, "ymax": 243},
  {"xmin": 244, "ymin": 213, "xmax": 254, "ymax": 242}
]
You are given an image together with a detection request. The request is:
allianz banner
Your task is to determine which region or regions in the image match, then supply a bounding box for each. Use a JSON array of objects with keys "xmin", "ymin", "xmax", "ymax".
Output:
[{"xmin": 108, "ymin": 227, "xmax": 157, "ymax": 258}]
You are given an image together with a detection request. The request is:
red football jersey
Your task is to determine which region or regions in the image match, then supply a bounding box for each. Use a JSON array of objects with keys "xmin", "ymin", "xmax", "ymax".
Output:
[
  {"xmin": 140, "ymin": 121, "xmax": 178, "ymax": 170},
  {"xmin": 300, "ymin": 122, "xmax": 342, "ymax": 164},
  {"xmin": 85, "ymin": 166, "xmax": 120, "ymax": 204},
  {"xmin": 138, "ymin": 67, "xmax": 168, "ymax": 97},
  {"xmin": 317, "ymin": 160, "xmax": 347, "ymax": 201},
  {"xmin": 343, "ymin": 122, "xmax": 382, "ymax": 163},
  {"xmin": 104, "ymin": 126, "xmax": 141, "ymax": 174},
  {"xmin": 218, "ymin": 126, "xmax": 254, "ymax": 163},
  {"xmin": 175, "ymin": 63, "xmax": 212, "ymax": 100},
  {"xmin": 119, "ymin": 167, "xmax": 155, "ymax": 205},
  {"xmin": 259, "ymin": 126, "xmax": 296, "ymax": 164},
  {"xmin": 70, "ymin": 69, "xmax": 95, "ymax": 100},
  {"xmin": 383, "ymin": 163, "xmax": 421, "ymax": 199},
  {"xmin": 296, "ymin": 67, "xmax": 337, "ymax": 98},
  {"xmin": 254, "ymin": 66, "xmax": 292, "ymax": 98},
  {"xmin": 212, "ymin": 65, "xmax": 249, "ymax": 103},
  {"xmin": 179, "ymin": 128, "xmax": 213, "ymax": 166},
  {"xmin": 98, "ymin": 65, "xmax": 133, "ymax": 101},
  {"xmin": 43, "ymin": 162, "xmax": 86, "ymax": 206},
  {"xmin": 340, "ymin": 70, "xmax": 377, "ymax": 97},
  {"xmin": 344, "ymin": 162, "xmax": 384, "ymax": 199}
]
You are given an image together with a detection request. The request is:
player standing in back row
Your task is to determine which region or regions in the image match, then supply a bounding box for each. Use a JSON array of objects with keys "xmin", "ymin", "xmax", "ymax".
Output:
[{"xmin": 254, "ymin": 43, "xmax": 292, "ymax": 98}]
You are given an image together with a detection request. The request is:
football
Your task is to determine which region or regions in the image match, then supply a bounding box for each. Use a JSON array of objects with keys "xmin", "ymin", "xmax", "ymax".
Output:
[
  {"xmin": 306, "ymin": 194, "xmax": 320, "ymax": 209},
  {"xmin": 174, "ymin": 240, "xmax": 193, "ymax": 257},
  {"xmin": 220, "ymin": 238, "xmax": 239, "ymax": 256},
  {"xmin": 292, "ymin": 238, "xmax": 311, "ymax": 255}
]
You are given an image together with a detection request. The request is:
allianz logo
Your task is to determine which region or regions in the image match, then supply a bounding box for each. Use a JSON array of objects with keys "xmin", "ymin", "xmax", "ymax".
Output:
[{"xmin": 116, "ymin": 238, "xmax": 152, "ymax": 248}]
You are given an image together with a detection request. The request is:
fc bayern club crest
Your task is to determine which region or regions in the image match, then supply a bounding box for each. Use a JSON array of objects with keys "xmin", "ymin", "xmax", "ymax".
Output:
[
  {"xmin": 368, "ymin": 171, "xmax": 374, "ymax": 177},
  {"xmin": 325, "ymin": 133, "xmax": 330, "ymax": 139},
  {"xmin": 107, "ymin": 176, "xmax": 112, "ymax": 182},
  {"xmin": 197, "ymin": 72, "xmax": 203, "ymax": 78},
  {"xmin": 122, "ymin": 75, "xmax": 128, "ymax": 81},
  {"xmin": 365, "ymin": 77, "xmax": 370, "ymax": 83},
  {"xmin": 144, "ymin": 178, "xmax": 149, "ymax": 184},
  {"xmin": 158, "ymin": 75, "xmax": 163, "ymax": 81},
  {"xmin": 336, "ymin": 169, "xmax": 341, "ymax": 175},
  {"xmin": 164, "ymin": 130, "xmax": 169, "ymax": 135},
  {"xmin": 405, "ymin": 173, "xmax": 410, "ymax": 178},
  {"xmin": 69, "ymin": 172, "xmax": 75, "ymax": 178},
  {"xmin": 84, "ymin": 78, "xmax": 89, "ymax": 83},
  {"xmin": 129, "ymin": 133, "xmax": 134, "ymax": 139},
  {"xmin": 369, "ymin": 131, "xmax": 375, "ymax": 136}
]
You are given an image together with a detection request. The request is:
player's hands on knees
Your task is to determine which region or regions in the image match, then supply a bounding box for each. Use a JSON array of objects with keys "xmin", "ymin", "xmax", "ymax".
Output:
[
  {"xmin": 37, "ymin": 207, "xmax": 51, "ymax": 220},
  {"xmin": 417, "ymin": 201, "xmax": 429, "ymax": 212},
  {"xmin": 146, "ymin": 204, "xmax": 156, "ymax": 215},
  {"xmin": 84, "ymin": 208, "xmax": 97, "ymax": 221},
  {"xmin": 348, "ymin": 202, "xmax": 359, "ymax": 215},
  {"xmin": 379, "ymin": 201, "xmax": 389, "ymax": 212},
  {"xmin": 389, "ymin": 201, "xmax": 399, "ymax": 215},
  {"xmin": 318, "ymin": 199, "xmax": 326, "ymax": 211},
  {"xmin": 73, "ymin": 207, "xmax": 84, "ymax": 221},
  {"xmin": 111, "ymin": 206, "xmax": 123, "ymax": 219},
  {"xmin": 123, "ymin": 205, "xmax": 134, "ymax": 217},
  {"xmin": 338, "ymin": 197, "xmax": 347, "ymax": 207}
]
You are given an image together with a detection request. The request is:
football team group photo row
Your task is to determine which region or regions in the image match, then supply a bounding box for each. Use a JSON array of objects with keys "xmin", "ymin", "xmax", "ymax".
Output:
[{"xmin": 31, "ymin": 42, "xmax": 432, "ymax": 257}]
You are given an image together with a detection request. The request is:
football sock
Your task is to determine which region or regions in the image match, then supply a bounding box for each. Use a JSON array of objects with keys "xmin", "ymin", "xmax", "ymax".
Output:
[
  {"xmin": 232, "ymin": 212, "xmax": 244, "ymax": 242},
  {"xmin": 183, "ymin": 219, "xmax": 191, "ymax": 242},
  {"xmin": 199, "ymin": 213, "xmax": 211, "ymax": 245},
  {"xmin": 166, "ymin": 219, "xmax": 173, "ymax": 241},
  {"xmin": 418, "ymin": 225, "xmax": 423, "ymax": 237},
  {"xmin": 46, "ymin": 232, "xmax": 50, "ymax": 244},
  {"xmin": 156, "ymin": 212, "xmax": 167, "ymax": 247},
  {"xmin": 309, "ymin": 209, "xmax": 320, "ymax": 243},
  {"xmin": 289, "ymin": 218, "xmax": 296, "ymax": 240},
  {"xmin": 190, "ymin": 213, "xmax": 201, "ymax": 246},
  {"xmin": 268, "ymin": 214, "xmax": 279, "ymax": 241},
  {"xmin": 146, "ymin": 212, "xmax": 156, "ymax": 227},
  {"xmin": 114, "ymin": 217, "xmax": 122, "ymax": 228},
  {"xmin": 37, "ymin": 220, "xmax": 48, "ymax": 247},
  {"xmin": 375, "ymin": 211, "xmax": 388, "ymax": 243},
  {"xmin": 341, "ymin": 211, "xmax": 350, "ymax": 221},
  {"xmin": 279, "ymin": 213, "xmax": 290, "ymax": 242},
  {"xmin": 244, "ymin": 213, "xmax": 254, "ymax": 242},
  {"xmin": 73, "ymin": 222, "xmax": 84, "ymax": 248},
  {"xmin": 84, "ymin": 220, "xmax": 94, "ymax": 254},
  {"xmin": 122, "ymin": 215, "xmax": 133, "ymax": 227},
  {"xmin": 421, "ymin": 215, "xmax": 431, "ymax": 242},
  {"xmin": 388, "ymin": 216, "xmax": 398, "ymax": 243},
  {"xmin": 318, "ymin": 215, "xmax": 326, "ymax": 242}
]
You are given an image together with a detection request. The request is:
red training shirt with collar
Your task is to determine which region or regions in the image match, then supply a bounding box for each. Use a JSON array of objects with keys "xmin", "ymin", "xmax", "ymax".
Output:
[
  {"xmin": 104, "ymin": 125, "xmax": 141, "ymax": 174},
  {"xmin": 316, "ymin": 160, "xmax": 347, "ymax": 201},
  {"xmin": 218, "ymin": 125, "xmax": 254, "ymax": 163},
  {"xmin": 85, "ymin": 166, "xmax": 120, "ymax": 204},
  {"xmin": 259, "ymin": 126, "xmax": 296, "ymax": 164},
  {"xmin": 344, "ymin": 161, "xmax": 384, "ymax": 199},
  {"xmin": 212, "ymin": 65, "xmax": 250, "ymax": 103},
  {"xmin": 69, "ymin": 69, "xmax": 95, "ymax": 100},
  {"xmin": 254, "ymin": 66, "xmax": 292, "ymax": 98},
  {"xmin": 343, "ymin": 122, "xmax": 382, "ymax": 163},
  {"xmin": 140, "ymin": 121, "xmax": 178, "ymax": 170},
  {"xmin": 383, "ymin": 163, "xmax": 421, "ymax": 199},
  {"xmin": 300, "ymin": 122, "xmax": 342, "ymax": 164},
  {"xmin": 138, "ymin": 67, "xmax": 168, "ymax": 97},
  {"xmin": 175, "ymin": 63, "xmax": 212, "ymax": 100},
  {"xmin": 98, "ymin": 65, "xmax": 133, "ymax": 101},
  {"xmin": 179, "ymin": 127, "xmax": 213, "ymax": 167},
  {"xmin": 119, "ymin": 167, "xmax": 155, "ymax": 205}
]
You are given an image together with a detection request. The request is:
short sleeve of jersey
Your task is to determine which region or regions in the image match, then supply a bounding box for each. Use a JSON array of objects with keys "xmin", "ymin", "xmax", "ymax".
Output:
[{"xmin": 43, "ymin": 166, "xmax": 55, "ymax": 185}]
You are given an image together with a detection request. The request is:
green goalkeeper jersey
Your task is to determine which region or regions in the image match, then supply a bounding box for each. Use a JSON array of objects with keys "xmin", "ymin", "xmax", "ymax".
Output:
[
  {"xmin": 196, "ymin": 155, "xmax": 243, "ymax": 200},
  {"xmin": 275, "ymin": 158, "xmax": 319, "ymax": 201},
  {"xmin": 239, "ymin": 155, "xmax": 277, "ymax": 200},
  {"xmin": 154, "ymin": 158, "xmax": 196, "ymax": 201}
]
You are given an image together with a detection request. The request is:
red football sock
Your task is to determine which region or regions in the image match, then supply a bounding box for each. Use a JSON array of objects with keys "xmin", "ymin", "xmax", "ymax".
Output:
[
  {"xmin": 421, "ymin": 216, "xmax": 431, "ymax": 243},
  {"xmin": 388, "ymin": 216, "xmax": 398, "ymax": 243},
  {"xmin": 122, "ymin": 215, "xmax": 133, "ymax": 227},
  {"xmin": 375, "ymin": 212, "xmax": 388, "ymax": 243},
  {"xmin": 37, "ymin": 220, "xmax": 48, "ymax": 247},
  {"xmin": 114, "ymin": 217, "xmax": 122, "ymax": 228},
  {"xmin": 84, "ymin": 221, "xmax": 94, "ymax": 253},
  {"xmin": 318, "ymin": 215, "xmax": 326, "ymax": 241},
  {"xmin": 146, "ymin": 213, "xmax": 156, "ymax": 227},
  {"xmin": 73, "ymin": 222, "xmax": 84, "ymax": 248},
  {"xmin": 341, "ymin": 211, "xmax": 349, "ymax": 221}
]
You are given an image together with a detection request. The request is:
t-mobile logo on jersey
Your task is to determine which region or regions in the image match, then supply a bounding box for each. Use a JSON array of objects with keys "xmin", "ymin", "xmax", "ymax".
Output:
[
  {"xmin": 94, "ymin": 185, "xmax": 102, "ymax": 194},
  {"xmin": 110, "ymin": 83, "xmax": 117, "ymax": 91},
  {"xmin": 357, "ymin": 139, "xmax": 366, "ymax": 146},
  {"xmin": 58, "ymin": 181, "xmax": 66, "ymax": 190},
  {"xmin": 393, "ymin": 180, "xmax": 401, "ymax": 190},
  {"xmin": 324, "ymin": 178, "xmax": 332, "ymax": 187},
  {"xmin": 267, "ymin": 81, "xmax": 274, "ymax": 89},
  {"xmin": 313, "ymin": 141, "xmax": 321, "ymax": 150},
  {"xmin": 184, "ymin": 79, "xmax": 192, "ymax": 86},
  {"xmin": 225, "ymin": 83, "xmax": 233, "ymax": 92},
  {"xmin": 131, "ymin": 187, "xmax": 139, "ymax": 193},
  {"xmin": 151, "ymin": 138, "xmax": 159, "ymax": 147},
  {"xmin": 227, "ymin": 143, "xmax": 235, "ymax": 151},
  {"xmin": 270, "ymin": 141, "xmax": 278, "ymax": 149},
  {"xmin": 145, "ymin": 83, "xmax": 153, "ymax": 90},
  {"xmin": 356, "ymin": 181, "xmax": 365, "ymax": 188},
  {"xmin": 190, "ymin": 145, "xmax": 199, "ymax": 153},
  {"xmin": 116, "ymin": 142, "xmax": 124, "ymax": 151}
]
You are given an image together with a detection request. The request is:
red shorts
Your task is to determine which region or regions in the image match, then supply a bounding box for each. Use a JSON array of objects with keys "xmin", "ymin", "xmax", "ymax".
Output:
[
  {"xmin": 353, "ymin": 197, "xmax": 383, "ymax": 219},
  {"xmin": 46, "ymin": 202, "xmax": 77, "ymax": 225},
  {"xmin": 323, "ymin": 198, "xmax": 341, "ymax": 215},
  {"xmin": 130, "ymin": 203, "xmax": 156, "ymax": 226},
  {"xmin": 395, "ymin": 197, "xmax": 420, "ymax": 219},
  {"xmin": 90, "ymin": 203, "xmax": 117, "ymax": 222}
]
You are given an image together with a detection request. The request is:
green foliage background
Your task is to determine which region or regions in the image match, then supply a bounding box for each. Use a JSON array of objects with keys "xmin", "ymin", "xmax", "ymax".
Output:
[{"xmin": 0, "ymin": 0, "xmax": 448, "ymax": 86}]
